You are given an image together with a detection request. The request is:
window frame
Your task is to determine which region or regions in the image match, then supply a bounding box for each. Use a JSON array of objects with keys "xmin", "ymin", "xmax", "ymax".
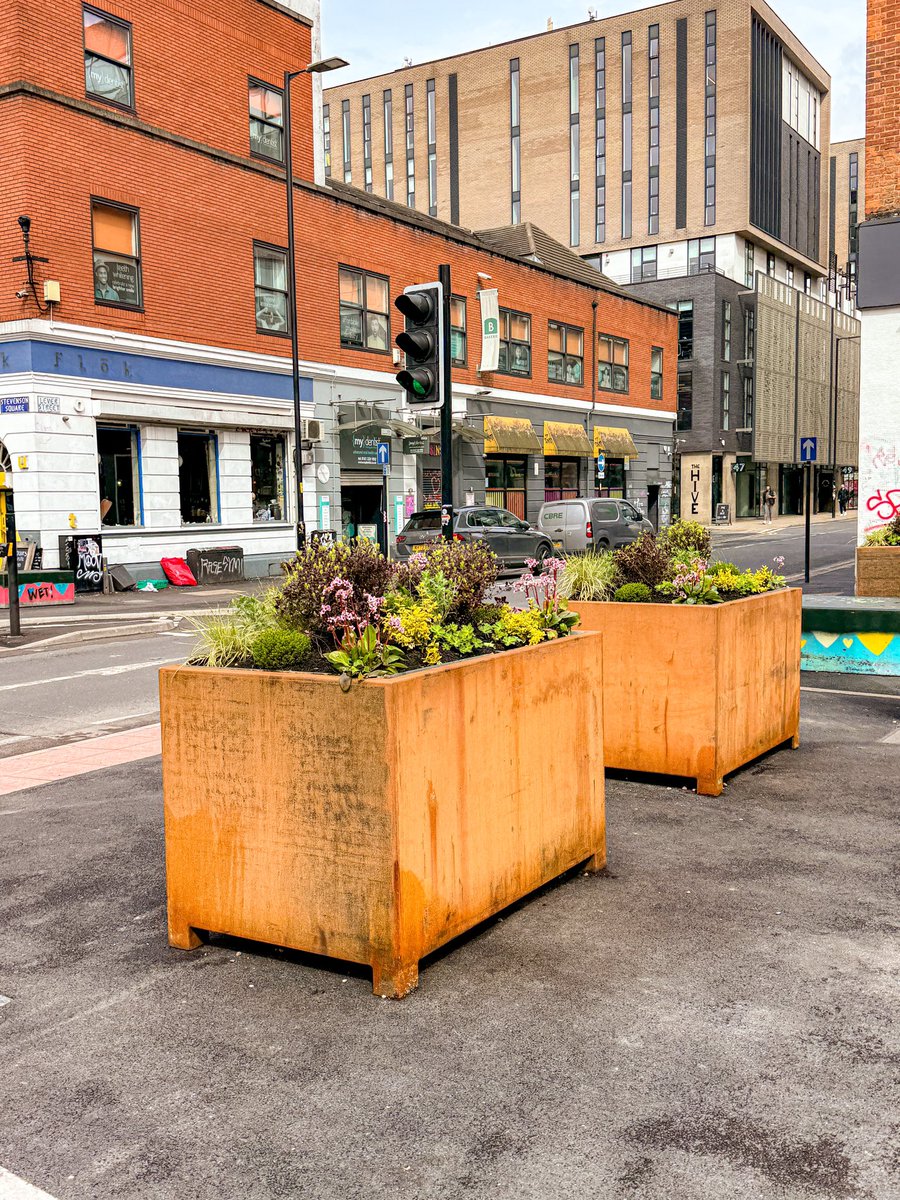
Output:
[
  {"xmin": 338, "ymin": 265, "xmax": 391, "ymax": 355},
  {"xmin": 630, "ymin": 245, "xmax": 657, "ymax": 282},
  {"xmin": 253, "ymin": 240, "xmax": 291, "ymax": 339},
  {"xmin": 90, "ymin": 196, "xmax": 143, "ymax": 312},
  {"xmin": 673, "ymin": 299, "xmax": 693, "ymax": 360},
  {"xmin": 250, "ymin": 432, "xmax": 288, "ymax": 522},
  {"xmin": 450, "ymin": 294, "xmax": 467, "ymax": 367},
  {"xmin": 688, "ymin": 236, "xmax": 716, "ymax": 275},
  {"xmin": 497, "ymin": 306, "xmax": 532, "ymax": 378},
  {"xmin": 83, "ymin": 4, "xmax": 134, "ymax": 112},
  {"xmin": 650, "ymin": 346, "xmax": 663, "ymax": 400},
  {"xmin": 722, "ymin": 299, "xmax": 732, "ymax": 361},
  {"xmin": 676, "ymin": 371, "xmax": 693, "ymax": 431},
  {"xmin": 597, "ymin": 333, "xmax": 629, "ymax": 394},
  {"xmin": 97, "ymin": 423, "xmax": 142, "ymax": 527},
  {"xmin": 721, "ymin": 370, "xmax": 730, "ymax": 430},
  {"xmin": 177, "ymin": 429, "xmax": 220, "ymax": 525},
  {"xmin": 248, "ymin": 76, "xmax": 285, "ymax": 165},
  {"xmin": 547, "ymin": 320, "xmax": 584, "ymax": 387}
]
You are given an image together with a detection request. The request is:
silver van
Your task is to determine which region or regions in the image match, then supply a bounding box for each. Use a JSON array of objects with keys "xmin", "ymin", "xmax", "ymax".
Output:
[{"xmin": 537, "ymin": 497, "xmax": 653, "ymax": 553}]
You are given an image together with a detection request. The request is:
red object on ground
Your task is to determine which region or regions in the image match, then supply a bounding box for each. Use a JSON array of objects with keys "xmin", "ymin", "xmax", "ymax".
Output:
[{"xmin": 160, "ymin": 557, "xmax": 198, "ymax": 587}]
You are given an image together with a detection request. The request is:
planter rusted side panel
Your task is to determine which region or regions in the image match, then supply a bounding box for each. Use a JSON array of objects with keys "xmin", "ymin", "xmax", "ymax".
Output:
[
  {"xmin": 570, "ymin": 590, "xmax": 801, "ymax": 795},
  {"xmin": 160, "ymin": 633, "xmax": 605, "ymax": 997},
  {"xmin": 856, "ymin": 547, "xmax": 900, "ymax": 597}
]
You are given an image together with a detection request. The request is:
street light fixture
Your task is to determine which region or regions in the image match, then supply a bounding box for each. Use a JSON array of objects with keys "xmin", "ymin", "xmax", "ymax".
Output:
[{"xmin": 283, "ymin": 54, "xmax": 348, "ymax": 551}]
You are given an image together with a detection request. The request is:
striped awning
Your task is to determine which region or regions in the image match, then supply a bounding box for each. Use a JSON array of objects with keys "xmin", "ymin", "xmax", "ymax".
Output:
[
  {"xmin": 483, "ymin": 415, "xmax": 543, "ymax": 454},
  {"xmin": 543, "ymin": 421, "xmax": 594, "ymax": 457},
  {"xmin": 594, "ymin": 425, "xmax": 638, "ymax": 459}
]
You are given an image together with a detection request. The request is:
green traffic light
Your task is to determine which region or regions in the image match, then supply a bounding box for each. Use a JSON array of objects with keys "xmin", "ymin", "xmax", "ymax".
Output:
[{"xmin": 413, "ymin": 379, "xmax": 427, "ymax": 395}]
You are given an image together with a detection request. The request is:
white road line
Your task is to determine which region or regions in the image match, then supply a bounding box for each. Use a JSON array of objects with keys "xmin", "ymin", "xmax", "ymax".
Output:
[
  {"xmin": 90, "ymin": 709, "xmax": 158, "ymax": 725},
  {"xmin": 801, "ymin": 685, "xmax": 900, "ymax": 702},
  {"xmin": 880, "ymin": 727, "xmax": 900, "ymax": 744},
  {"xmin": 0, "ymin": 658, "xmax": 178, "ymax": 692},
  {"xmin": 0, "ymin": 1165, "xmax": 59, "ymax": 1200}
]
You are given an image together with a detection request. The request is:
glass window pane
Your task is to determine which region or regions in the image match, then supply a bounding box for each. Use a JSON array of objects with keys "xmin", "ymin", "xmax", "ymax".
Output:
[
  {"xmin": 366, "ymin": 311, "xmax": 389, "ymax": 350},
  {"xmin": 510, "ymin": 313, "xmax": 530, "ymax": 341},
  {"xmin": 92, "ymin": 202, "xmax": 135, "ymax": 254},
  {"xmin": 340, "ymin": 306, "xmax": 363, "ymax": 345},
  {"xmin": 614, "ymin": 339, "xmax": 628, "ymax": 365},
  {"xmin": 255, "ymin": 287, "xmax": 288, "ymax": 332},
  {"xmin": 566, "ymin": 358, "xmax": 583, "ymax": 385},
  {"xmin": 366, "ymin": 274, "xmax": 389, "ymax": 313},
  {"xmin": 509, "ymin": 344, "xmax": 530, "ymax": 373},
  {"xmin": 548, "ymin": 350, "xmax": 565, "ymax": 381},
  {"xmin": 84, "ymin": 11, "xmax": 130, "ymax": 63},
  {"xmin": 85, "ymin": 55, "xmax": 131, "ymax": 104},
  {"xmin": 251, "ymin": 435, "xmax": 285, "ymax": 520},
  {"xmin": 339, "ymin": 269, "xmax": 362, "ymax": 306},
  {"xmin": 255, "ymin": 249, "xmax": 286, "ymax": 289},
  {"xmin": 93, "ymin": 250, "xmax": 140, "ymax": 306},
  {"xmin": 567, "ymin": 328, "xmax": 583, "ymax": 355},
  {"xmin": 548, "ymin": 324, "xmax": 564, "ymax": 352},
  {"xmin": 450, "ymin": 297, "xmax": 466, "ymax": 328}
]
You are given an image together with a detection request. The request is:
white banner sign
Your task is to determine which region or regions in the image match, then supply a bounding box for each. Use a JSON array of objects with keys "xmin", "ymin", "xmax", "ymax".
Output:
[{"xmin": 478, "ymin": 288, "xmax": 500, "ymax": 373}]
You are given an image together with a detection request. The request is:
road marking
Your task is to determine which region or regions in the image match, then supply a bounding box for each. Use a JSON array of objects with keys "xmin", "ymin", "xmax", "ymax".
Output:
[
  {"xmin": 0, "ymin": 658, "xmax": 177, "ymax": 692},
  {"xmin": 785, "ymin": 558, "xmax": 855, "ymax": 582},
  {"xmin": 802, "ymin": 685, "xmax": 900, "ymax": 702},
  {"xmin": 90, "ymin": 709, "xmax": 158, "ymax": 726},
  {"xmin": 880, "ymin": 727, "xmax": 900, "ymax": 744},
  {"xmin": 0, "ymin": 1166, "xmax": 59, "ymax": 1200}
]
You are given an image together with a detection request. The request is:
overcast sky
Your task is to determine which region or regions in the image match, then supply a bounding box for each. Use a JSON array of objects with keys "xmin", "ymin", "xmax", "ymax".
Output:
[{"xmin": 322, "ymin": 0, "xmax": 866, "ymax": 142}]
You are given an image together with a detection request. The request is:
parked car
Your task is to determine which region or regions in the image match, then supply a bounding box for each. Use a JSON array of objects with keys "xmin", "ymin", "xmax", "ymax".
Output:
[
  {"xmin": 536, "ymin": 497, "xmax": 653, "ymax": 553},
  {"xmin": 396, "ymin": 506, "xmax": 556, "ymax": 571}
]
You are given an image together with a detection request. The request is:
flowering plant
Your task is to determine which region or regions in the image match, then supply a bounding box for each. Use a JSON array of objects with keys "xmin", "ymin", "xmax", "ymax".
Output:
[
  {"xmin": 321, "ymin": 579, "xmax": 405, "ymax": 677},
  {"xmin": 513, "ymin": 557, "xmax": 579, "ymax": 636},
  {"xmin": 657, "ymin": 557, "xmax": 722, "ymax": 605}
]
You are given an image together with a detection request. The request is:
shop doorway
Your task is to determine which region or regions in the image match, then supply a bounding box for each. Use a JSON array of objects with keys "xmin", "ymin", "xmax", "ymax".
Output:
[
  {"xmin": 340, "ymin": 484, "xmax": 384, "ymax": 545},
  {"xmin": 596, "ymin": 457, "xmax": 625, "ymax": 498},
  {"xmin": 485, "ymin": 455, "xmax": 527, "ymax": 518},
  {"xmin": 544, "ymin": 457, "xmax": 580, "ymax": 502},
  {"xmin": 779, "ymin": 465, "xmax": 803, "ymax": 516},
  {"xmin": 816, "ymin": 469, "xmax": 835, "ymax": 513},
  {"xmin": 734, "ymin": 460, "xmax": 762, "ymax": 518},
  {"xmin": 647, "ymin": 484, "xmax": 660, "ymax": 529}
]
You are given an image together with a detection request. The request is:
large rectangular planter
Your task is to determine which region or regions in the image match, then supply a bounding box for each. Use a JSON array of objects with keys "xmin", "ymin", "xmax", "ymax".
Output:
[
  {"xmin": 856, "ymin": 546, "xmax": 900, "ymax": 597},
  {"xmin": 569, "ymin": 589, "xmax": 801, "ymax": 796},
  {"xmin": 160, "ymin": 633, "xmax": 605, "ymax": 998}
]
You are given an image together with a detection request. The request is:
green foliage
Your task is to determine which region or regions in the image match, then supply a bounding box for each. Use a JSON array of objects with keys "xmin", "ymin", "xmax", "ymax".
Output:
[
  {"xmin": 396, "ymin": 540, "xmax": 498, "ymax": 620},
  {"xmin": 414, "ymin": 568, "xmax": 457, "ymax": 620},
  {"xmin": 614, "ymin": 582, "xmax": 653, "ymax": 603},
  {"xmin": 479, "ymin": 606, "xmax": 547, "ymax": 647},
  {"xmin": 431, "ymin": 622, "xmax": 487, "ymax": 656},
  {"xmin": 559, "ymin": 551, "xmax": 619, "ymax": 601},
  {"xmin": 708, "ymin": 560, "xmax": 787, "ymax": 596},
  {"xmin": 278, "ymin": 541, "xmax": 394, "ymax": 637},
  {"xmin": 325, "ymin": 624, "xmax": 406, "ymax": 678},
  {"xmin": 384, "ymin": 594, "xmax": 440, "ymax": 649},
  {"xmin": 864, "ymin": 516, "xmax": 900, "ymax": 546},
  {"xmin": 614, "ymin": 532, "xmax": 671, "ymax": 588},
  {"xmin": 662, "ymin": 518, "xmax": 712, "ymax": 561},
  {"xmin": 189, "ymin": 585, "xmax": 284, "ymax": 667},
  {"xmin": 657, "ymin": 558, "xmax": 722, "ymax": 605},
  {"xmin": 250, "ymin": 627, "xmax": 311, "ymax": 671}
]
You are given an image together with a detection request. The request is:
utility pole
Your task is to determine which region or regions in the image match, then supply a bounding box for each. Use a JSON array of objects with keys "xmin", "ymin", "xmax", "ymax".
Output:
[
  {"xmin": 438, "ymin": 264, "xmax": 454, "ymax": 543},
  {"xmin": 2, "ymin": 487, "xmax": 21, "ymax": 638}
]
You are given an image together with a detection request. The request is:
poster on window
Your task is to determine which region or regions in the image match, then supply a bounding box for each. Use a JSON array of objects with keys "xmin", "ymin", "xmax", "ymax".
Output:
[
  {"xmin": 421, "ymin": 468, "xmax": 442, "ymax": 510},
  {"xmin": 93, "ymin": 254, "xmax": 140, "ymax": 306},
  {"xmin": 478, "ymin": 288, "xmax": 500, "ymax": 373}
]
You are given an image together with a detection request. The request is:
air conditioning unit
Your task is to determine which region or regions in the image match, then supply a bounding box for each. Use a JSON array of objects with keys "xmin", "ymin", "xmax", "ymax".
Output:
[{"xmin": 301, "ymin": 417, "xmax": 323, "ymax": 443}]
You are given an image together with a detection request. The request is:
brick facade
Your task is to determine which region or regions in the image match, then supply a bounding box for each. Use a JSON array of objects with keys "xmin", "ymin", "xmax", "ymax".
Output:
[{"xmin": 865, "ymin": 0, "xmax": 900, "ymax": 219}]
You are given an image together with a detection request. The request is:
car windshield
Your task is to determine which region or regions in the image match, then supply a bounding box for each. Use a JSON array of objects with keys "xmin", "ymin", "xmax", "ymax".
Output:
[{"xmin": 402, "ymin": 513, "xmax": 441, "ymax": 532}]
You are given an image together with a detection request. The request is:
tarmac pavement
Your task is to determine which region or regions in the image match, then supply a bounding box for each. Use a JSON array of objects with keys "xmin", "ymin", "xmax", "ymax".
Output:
[{"xmin": 0, "ymin": 675, "xmax": 898, "ymax": 1199}]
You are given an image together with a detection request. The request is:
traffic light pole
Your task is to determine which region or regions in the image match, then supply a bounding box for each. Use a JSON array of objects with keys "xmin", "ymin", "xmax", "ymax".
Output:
[
  {"xmin": 4, "ymin": 489, "xmax": 21, "ymax": 638},
  {"xmin": 438, "ymin": 264, "xmax": 454, "ymax": 543},
  {"xmin": 804, "ymin": 463, "xmax": 812, "ymax": 584}
]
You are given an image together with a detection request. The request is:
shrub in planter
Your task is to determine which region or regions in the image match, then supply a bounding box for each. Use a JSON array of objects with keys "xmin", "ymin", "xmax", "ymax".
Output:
[
  {"xmin": 662, "ymin": 518, "xmax": 712, "ymax": 561},
  {"xmin": 614, "ymin": 582, "xmax": 652, "ymax": 603},
  {"xmin": 614, "ymin": 532, "xmax": 671, "ymax": 589},
  {"xmin": 560, "ymin": 551, "xmax": 619, "ymax": 601},
  {"xmin": 251, "ymin": 628, "xmax": 312, "ymax": 671}
]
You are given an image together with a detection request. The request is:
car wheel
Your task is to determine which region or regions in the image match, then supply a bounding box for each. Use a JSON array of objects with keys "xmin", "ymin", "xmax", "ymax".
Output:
[
  {"xmin": 595, "ymin": 538, "xmax": 610, "ymax": 551},
  {"xmin": 536, "ymin": 543, "xmax": 557, "ymax": 570}
]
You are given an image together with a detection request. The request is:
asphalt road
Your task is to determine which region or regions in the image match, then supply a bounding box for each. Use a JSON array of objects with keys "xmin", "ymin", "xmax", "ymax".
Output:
[
  {"xmin": 0, "ymin": 676, "xmax": 898, "ymax": 1200},
  {"xmin": 0, "ymin": 632, "xmax": 189, "ymax": 757},
  {"xmin": 710, "ymin": 516, "xmax": 857, "ymax": 594}
]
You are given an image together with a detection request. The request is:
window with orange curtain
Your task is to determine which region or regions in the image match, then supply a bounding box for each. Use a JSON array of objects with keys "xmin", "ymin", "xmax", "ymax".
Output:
[
  {"xmin": 91, "ymin": 201, "xmax": 142, "ymax": 308},
  {"xmin": 83, "ymin": 6, "xmax": 133, "ymax": 108}
]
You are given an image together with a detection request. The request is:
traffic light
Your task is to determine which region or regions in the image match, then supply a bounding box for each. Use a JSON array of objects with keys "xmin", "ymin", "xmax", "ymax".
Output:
[{"xmin": 395, "ymin": 281, "xmax": 444, "ymax": 408}]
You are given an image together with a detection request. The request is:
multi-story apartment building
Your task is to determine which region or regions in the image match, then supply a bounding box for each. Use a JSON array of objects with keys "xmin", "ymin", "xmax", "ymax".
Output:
[
  {"xmin": 326, "ymin": 0, "xmax": 861, "ymax": 523},
  {"xmin": 829, "ymin": 137, "xmax": 866, "ymax": 293},
  {"xmin": 0, "ymin": 0, "xmax": 675, "ymax": 580}
]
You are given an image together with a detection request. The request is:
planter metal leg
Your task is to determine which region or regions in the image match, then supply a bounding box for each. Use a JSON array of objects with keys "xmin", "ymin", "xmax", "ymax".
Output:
[
  {"xmin": 791, "ymin": 733, "xmax": 800, "ymax": 749},
  {"xmin": 583, "ymin": 849, "xmax": 607, "ymax": 872},
  {"xmin": 372, "ymin": 958, "xmax": 419, "ymax": 999},
  {"xmin": 697, "ymin": 775, "xmax": 724, "ymax": 797},
  {"xmin": 169, "ymin": 917, "xmax": 202, "ymax": 950}
]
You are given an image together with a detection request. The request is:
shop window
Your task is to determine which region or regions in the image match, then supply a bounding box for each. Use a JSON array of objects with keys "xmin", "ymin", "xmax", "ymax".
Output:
[
  {"xmin": 597, "ymin": 458, "xmax": 625, "ymax": 497},
  {"xmin": 545, "ymin": 457, "xmax": 580, "ymax": 502},
  {"xmin": 91, "ymin": 200, "xmax": 141, "ymax": 308},
  {"xmin": 598, "ymin": 333, "xmax": 628, "ymax": 392},
  {"xmin": 249, "ymin": 80, "xmax": 284, "ymax": 162},
  {"xmin": 251, "ymin": 434, "xmax": 286, "ymax": 521},
  {"xmin": 677, "ymin": 372, "xmax": 693, "ymax": 430},
  {"xmin": 339, "ymin": 267, "xmax": 390, "ymax": 351},
  {"xmin": 178, "ymin": 431, "xmax": 218, "ymax": 524},
  {"xmin": 650, "ymin": 346, "xmax": 663, "ymax": 399},
  {"xmin": 98, "ymin": 426, "xmax": 140, "ymax": 526},
  {"xmin": 450, "ymin": 296, "xmax": 467, "ymax": 366},
  {"xmin": 548, "ymin": 322, "xmax": 584, "ymax": 385},
  {"xmin": 485, "ymin": 456, "xmax": 527, "ymax": 519},
  {"xmin": 498, "ymin": 308, "xmax": 531, "ymax": 376},
  {"xmin": 84, "ymin": 5, "xmax": 133, "ymax": 109},
  {"xmin": 254, "ymin": 243, "xmax": 290, "ymax": 336}
]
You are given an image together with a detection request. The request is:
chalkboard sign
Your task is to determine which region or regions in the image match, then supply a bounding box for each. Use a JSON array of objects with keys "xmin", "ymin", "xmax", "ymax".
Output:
[
  {"xmin": 714, "ymin": 503, "xmax": 731, "ymax": 525},
  {"xmin": 310, "ymin": 530, "xmax": 334, "ymax": 548},
  {"xmin": 59, "ymin": 534, "xmax": 104, "ymax": 593},
  {"xmin": 185, "ymin": 546, "xmax": 244, "ymax": 584}
]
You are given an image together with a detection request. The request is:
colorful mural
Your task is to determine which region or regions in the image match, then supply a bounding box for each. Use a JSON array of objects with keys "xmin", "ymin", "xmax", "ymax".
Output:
[
  {"xmin": 801, "ymin": 629, "xmax": 900, "ymax": 676},
  {"xmin": 0, "ymin": 579, "xmax": 75, "ymax": 608}
]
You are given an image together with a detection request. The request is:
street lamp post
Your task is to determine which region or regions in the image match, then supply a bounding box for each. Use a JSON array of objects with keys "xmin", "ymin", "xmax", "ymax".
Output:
[{"xmin": 283, "ymin": 55, "xmax": 348, "ymax": 552}]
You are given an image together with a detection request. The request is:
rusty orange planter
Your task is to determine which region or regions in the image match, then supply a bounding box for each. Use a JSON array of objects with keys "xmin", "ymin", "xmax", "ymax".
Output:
[
  {"xmin": 569, "ymin": 589, "xmax": 801, "ymax": 796},
  {"xmin": 160, "ymin": 633, "xmax": 605, "ymax": 998},
  {"xmin": 856, "ymin": 546, "xmax": 900, "ymax": 597}
]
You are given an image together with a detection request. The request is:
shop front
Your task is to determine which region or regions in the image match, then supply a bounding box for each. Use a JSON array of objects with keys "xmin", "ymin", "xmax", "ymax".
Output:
[
  {"xmin": 483, "ymin": 415, "xmax": 542, "ymax": 519},
  {"xmin": 543, "ymin": 421, "xmax": 593, "ymax": 501},
  {"xmin": 594, "ymin": 426, "xmax": 638, "ymax": 501}
]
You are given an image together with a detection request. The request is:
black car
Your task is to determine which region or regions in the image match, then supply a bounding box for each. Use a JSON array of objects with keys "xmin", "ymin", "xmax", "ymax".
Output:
[{"xmin": 396, "ymin": 506, "xmax": 556, "ymax": 571}]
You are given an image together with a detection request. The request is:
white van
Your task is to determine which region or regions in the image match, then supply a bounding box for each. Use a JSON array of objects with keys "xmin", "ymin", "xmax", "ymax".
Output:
[{"xmin": 537, "ymin": 497, "xmax": 653, "ymax": 553}]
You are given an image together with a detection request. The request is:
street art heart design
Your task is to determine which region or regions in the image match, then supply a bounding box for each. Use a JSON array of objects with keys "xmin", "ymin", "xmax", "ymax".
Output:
[
  {"xmin": 842, "ymin": 638, "xmax": 854, "ymax": 648},
  {"xmin": 812, "ymin": 633, "xmax": 840, "ymax": 649},
  {"xmin": 856, "ymin": 633, "xmax": 895, "ymax": 657}
]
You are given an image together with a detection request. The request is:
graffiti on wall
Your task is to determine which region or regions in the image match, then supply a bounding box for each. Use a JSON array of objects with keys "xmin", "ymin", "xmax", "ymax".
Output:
[
  {"xmin": 859, "ymin": 441, "xmax": 900, "ymax": 535},
  {"xmin": 0, "ymin": 580, "xmax": 75, "ymax": 608}
]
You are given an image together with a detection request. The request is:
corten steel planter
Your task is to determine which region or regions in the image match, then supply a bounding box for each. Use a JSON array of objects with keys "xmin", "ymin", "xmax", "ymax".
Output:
[
  {"xmin": 569, "ymin": 589, "xmax": 801, "ymax": 796},
  {"xmin": 856, "ymin": 546, "xmax": 900, "ymax": 598},
  {"xmin": 160, "ymin": 633, "xmax": 605, "ymax": 998}
]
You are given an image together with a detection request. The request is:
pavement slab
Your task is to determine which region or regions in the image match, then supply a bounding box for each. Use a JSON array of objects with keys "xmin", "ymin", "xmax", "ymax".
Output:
[{"xmin": 0, "ymin": 684, "xmax": 897, "ymax": 1200}]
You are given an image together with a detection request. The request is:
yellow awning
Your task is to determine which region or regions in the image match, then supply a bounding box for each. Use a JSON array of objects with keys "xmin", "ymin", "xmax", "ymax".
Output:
[
  {"xmin": 594, "ymin": 425, "xmax": 638, "ymax": 459},
  {"xmin": 543, "ymin": 421, "xmax": 594, "ymax": 457},
  {"xmin": 484, "ymin": 415, "xmax": 543, "ymax": 454}
]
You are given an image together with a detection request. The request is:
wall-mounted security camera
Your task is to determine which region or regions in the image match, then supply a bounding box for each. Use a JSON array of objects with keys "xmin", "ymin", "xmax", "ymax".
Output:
[{"xmin": 15, "ymin": 289, "xmax": 28, "ymax": 299}]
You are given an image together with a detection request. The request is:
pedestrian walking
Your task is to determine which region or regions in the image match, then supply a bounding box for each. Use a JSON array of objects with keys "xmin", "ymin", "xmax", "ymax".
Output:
[
  {"xmin": 763, "ymin": 485, "xmax": 776, "ymax": 525},
  {"xmin": 838, "ymin": 484, "xmax": 850, "ymax": 515}
]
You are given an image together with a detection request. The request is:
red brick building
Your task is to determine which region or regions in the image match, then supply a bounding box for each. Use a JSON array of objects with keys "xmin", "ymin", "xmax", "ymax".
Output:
[{"xmin": 0, "ymin": 0, "xmax": 676, "ymax": 575}]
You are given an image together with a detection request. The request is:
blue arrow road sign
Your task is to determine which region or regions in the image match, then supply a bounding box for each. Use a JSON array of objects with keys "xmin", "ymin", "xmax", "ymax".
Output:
[
  {"xmin": 376, "ymin": 442, "xmax": 390, "ymax": 466},
  {"xmin": 596, "ymin": 452, "xmax": 606, "ymax": 474},
  {"xmin": 800, "ymin": 437, "xmax": 817, "ymax": 464}
]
